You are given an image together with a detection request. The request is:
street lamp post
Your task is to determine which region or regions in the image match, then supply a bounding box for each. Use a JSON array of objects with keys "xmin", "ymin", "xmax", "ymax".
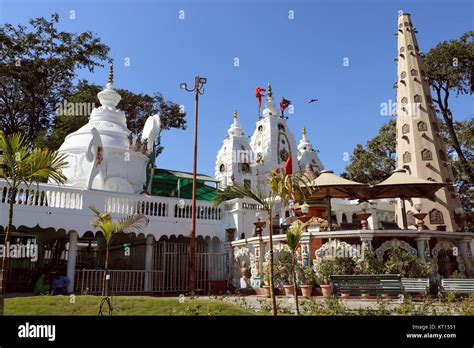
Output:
[{"xmin": 180, "ymin": 76, "xmax": 207, "ymax": 292}]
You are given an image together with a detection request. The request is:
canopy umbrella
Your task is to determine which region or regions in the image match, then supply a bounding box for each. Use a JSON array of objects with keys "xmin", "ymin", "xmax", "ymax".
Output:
[
  {"xmin": 301, "ymin": 170, "xmax": 368, "ymax": 231},
  {"xmin": 364, "ymin": 169, "xmax": 447, "ymax": 229}
]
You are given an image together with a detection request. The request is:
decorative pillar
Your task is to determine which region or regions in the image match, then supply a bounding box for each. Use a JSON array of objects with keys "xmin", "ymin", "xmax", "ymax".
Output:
[
  {"xmin": 66, "ymin": 231, "xmax": 78, "ymax": 293},
  {"xmin": 415, "ymin": 237, "xmax": 430, "ymax": 262},
  {"xmin": 144, "ymin": 235, "xmax": 154, "ymax": 292},
  {"xmin": 300, "ymin": 235, "xmax": 311, "ymax": 267},
  {"xmin": 367, "ymin": 209, "xmax": 378, "ymax": 229},
  {"xmin": 347, "ymin": 213, "xmax": 353, "ymax": 223},
  {"xmin": 360, "ymin": 236, "xmax": 373, "ymax": 253},
  {"xmin": 458, "ymin": 239, "xmax": 472, "ymax": 278},
  {"xmin": 224, "ymin": 242, "xmax": 235, "ymax": 287},
  {"xmin": 250, "ymin": 238, "xmax": 266, "ymax": 287}
]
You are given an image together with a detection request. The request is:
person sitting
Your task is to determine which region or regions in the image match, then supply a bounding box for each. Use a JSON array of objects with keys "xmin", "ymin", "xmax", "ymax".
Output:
[
  {"xmin": 51, "ymin": 273, "xmax": 69, "ymax": 295},
  {"xmin": 33, "ymin": 274, "xmax": 50, "ymax": 295}
]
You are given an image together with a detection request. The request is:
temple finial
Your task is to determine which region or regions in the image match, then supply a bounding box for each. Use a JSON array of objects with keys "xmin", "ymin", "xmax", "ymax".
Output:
[
  {"xmin": 108, "ymin": 60, "xmax": 114, "ymax": 86},
  {"xmin": 267, "ymin": 83, "xmax": 273, "ymax": 99},
  {"xmin": 233, "ymin": 108, "xmax": 238, "ymax": 122},
  {"xmin": 302, "ymin": 126, "xmax": 307, "ymax": 136}
]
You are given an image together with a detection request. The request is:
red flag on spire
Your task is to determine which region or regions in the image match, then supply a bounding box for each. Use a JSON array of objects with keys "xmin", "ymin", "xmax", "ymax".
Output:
[
  {"xmin": 255, "ymin": 86, "xmax": 266, "ymax": 109},
  {"xmin": 275, "ymin": 156, "xmax": 293, "ymax": 176}
]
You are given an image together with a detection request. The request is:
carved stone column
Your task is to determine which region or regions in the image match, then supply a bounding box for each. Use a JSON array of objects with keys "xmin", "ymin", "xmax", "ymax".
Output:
[
  {"xmin": 415, "ymin": 237, "xmax": 430, "ymax": 262},
  {"xmin": 457, "ymin": 238, "xmax": 472, "ymax": 278}
]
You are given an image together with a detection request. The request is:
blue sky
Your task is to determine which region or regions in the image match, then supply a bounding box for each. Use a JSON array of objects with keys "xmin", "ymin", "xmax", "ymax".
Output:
[{"xmin": 1, "ymin": 0, "xmax": 472, "ymax": 177}]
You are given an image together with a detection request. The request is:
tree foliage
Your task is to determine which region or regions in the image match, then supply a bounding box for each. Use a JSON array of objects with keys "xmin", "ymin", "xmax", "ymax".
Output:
[
  {"xmin": 0, "ymin": 13, "xmax": 109, "ymax": 140},
  {"xmin": 342, "ymin": 120, "xmax": 396, "ymax": 185}
]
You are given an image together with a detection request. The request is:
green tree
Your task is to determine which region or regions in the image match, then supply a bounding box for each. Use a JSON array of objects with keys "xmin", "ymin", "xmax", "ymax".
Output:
[
  {"xmin": 89, "ymin": 206, "xmax": 149, "ymax": 296},
  {"xmin": 342, "ymin": 120, "xmax": 396, "ymax": 184},
  {"xmin": 423, "ymin": 31, "xmax": 474, "ymax": 183},
  {"xmin": 0, "ymin": 13, "xmax": 109, "ymax": 140},
  {"xmin": 35, "ymin": 80, "xmax": 187, "ymax": 151},
  {"xmin": 0, "ymin": 131, "xmax": 68, "ymax": 298}
]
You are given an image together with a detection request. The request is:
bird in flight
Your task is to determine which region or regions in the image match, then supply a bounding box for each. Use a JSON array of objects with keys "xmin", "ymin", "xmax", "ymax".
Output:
[{"xmin": 308, "ymin": 98, "xmax": 319, "ymax": 104}]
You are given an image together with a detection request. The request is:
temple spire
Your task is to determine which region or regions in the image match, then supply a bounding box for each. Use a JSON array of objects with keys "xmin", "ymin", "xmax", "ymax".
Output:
[
  {"xmin": 233, "ymin": 108, "xmax": 238, "ymax": 124},
  {"xmin": 107, "ymin": 61, "xmax": 114, "ymax": 88},
  {"xmin": 267, "ymin": 83, "xmax": 273, "ymax": 99}
]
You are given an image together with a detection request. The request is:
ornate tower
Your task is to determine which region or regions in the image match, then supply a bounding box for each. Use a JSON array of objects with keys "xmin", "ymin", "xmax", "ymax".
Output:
[
  {"xmin": 297, "ymin": 127, "xmax": 324, "ymax": 174},
  {"xmin": 250, "ymin": 84, "xmax": 299, "ymax": 189},
  {"xmin": 395, "ymin": 13, "xmax": 462, "ymax": 231},
  {"xmin": 215, "ymin": 109, "xmax": 255, "ymax": 189}
]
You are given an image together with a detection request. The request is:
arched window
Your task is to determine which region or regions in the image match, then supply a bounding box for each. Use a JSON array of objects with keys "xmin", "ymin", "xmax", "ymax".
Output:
[
  {"xmin": 241, "ymin": 163, "xmax": 250, "ymax": 174},
  {"xmin": 219, "ymin": 164, "xmax": 225, "ymax": 173},
  {"xmin": 403, "ymin": 165, "xmax": 411, "ymax": 174},
  {"xmin": 426, "ymin": 177, "xmax": 435, "ymax": 182},
  {"xmin": 414, "ymin": 94, "xmax": 422, "ymax": 103},
  {"xmin": 278, "ymin": 124, "xmax": 285, "ymax": 131},
  {"xmin": 401, "ymin": 97, "xmax": 408, "ymax": 105},
  {"xmin": 399, "ymin": 23, "xmax": 403, "ymax": 28},
  {"xmin": 407, "ymin": 44, "xmax": 413, "ymax": 50},
  {"xmin": 402, "ymin": 124, "xmax": 410, "ymax": 134},
  {"xmin": 403, "ymin": 151, "xmax": 411, "ymax": 163},
  {"xmin": 410, "ymin": 69, "xmax": 418, "ymax": 76},
  {"xmin": 421, "ymin": 149, "xmax": 432, "ymax": 161},
  {"xmin": 429, "ymin": 209, "xmax": 444, "ymax": 224},
  {"xmin": 417, "ymin": 121, "xmax": 427, "ymax": 131},
  {"xmin": 402, "ymin": 135, "xmax": 410, "ymax": 144},
  {"xmin": 439, "ymin": 149, "xmax": 447, "ymax": 161},
  {"xmin": 258, "ymin": 125, "xmax": 263, "ymax": 132},
  {"xmin": 401, "ymin": 71, "xmax": 407, "ymax": 79},
  {"xmin": 400, "ymin": 47, "xmax": 405, "ymax": 53}
]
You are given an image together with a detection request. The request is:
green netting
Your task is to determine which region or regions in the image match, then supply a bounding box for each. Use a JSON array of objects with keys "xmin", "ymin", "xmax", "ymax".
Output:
[{"xmin": 150, "ymin": 168, "xmax": 217, "ymax": 201}]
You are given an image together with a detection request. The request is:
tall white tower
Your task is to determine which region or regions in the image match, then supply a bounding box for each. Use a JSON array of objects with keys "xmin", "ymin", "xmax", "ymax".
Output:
[
  {"xmin": 395, "ymin": 13, "xmax": 462, "ymax": 231},
  {"xmin": 215, "ymin": 110, "xmax": 255, "ymax": 189},
  {"xmin": 297, "ymin": 127, "xmax": 324, "ymax": 174},
  {"xmin": 250, "ymin": 84, "xmax": 299, "ymax": 188}
]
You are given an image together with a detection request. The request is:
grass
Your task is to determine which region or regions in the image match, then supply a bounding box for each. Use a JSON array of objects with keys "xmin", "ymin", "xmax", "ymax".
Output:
[{"xmin": 5, "ymin": 295, "xmax": 260, "ymax": 316}]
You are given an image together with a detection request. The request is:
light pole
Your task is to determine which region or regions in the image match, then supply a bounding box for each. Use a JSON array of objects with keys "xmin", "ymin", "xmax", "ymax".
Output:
[{"xmin": 180, "ymin": 76, "xmax": 207, "ymax": 292}]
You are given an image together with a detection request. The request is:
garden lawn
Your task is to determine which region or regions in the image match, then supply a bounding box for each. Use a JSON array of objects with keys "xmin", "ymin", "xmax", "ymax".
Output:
[{"xmin": 5, "ymin": 295, "xmax": 260, "ymax": 316}]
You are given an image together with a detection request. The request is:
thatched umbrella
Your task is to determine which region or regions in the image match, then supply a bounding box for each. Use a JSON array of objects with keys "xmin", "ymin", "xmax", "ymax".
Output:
[
  {"xmin": 365, "ymin": 169, "xmax": 447, "ymax": 229},
  {"xmin": 301, "ymin": 170, "xmax": 368, "ymax": 231}
]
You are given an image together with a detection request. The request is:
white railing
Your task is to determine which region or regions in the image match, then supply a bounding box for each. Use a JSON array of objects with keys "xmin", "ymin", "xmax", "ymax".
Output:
[{"xmin": 0, "ymin": 179, "xmax": 222, "ymax": 221}]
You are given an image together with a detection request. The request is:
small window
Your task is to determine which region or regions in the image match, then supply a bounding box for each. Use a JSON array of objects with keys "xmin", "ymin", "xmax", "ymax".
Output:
[
  {"xmin": 404, "ymin": 22, "xmax": 410, "ymax": 27},
  {"xmin": 414, "ymin": 94, "xmax": 422, "ymax": 103},
  {"xmin": 407, "ymin": 44, "xmax": 413, "ymax": 50},
  {"xmin": 403, "ymin": 165, "xmax": 411, "ymax": 174},
  {"xmin": 241, "ymin": 163, "xmax": 251, "ymax": 174},
  {"xmin": 429, "ymin": 209, "xmax": 444, "ymax": 224},
  {"xmin": 401, "ymin": 71, "xmax": 407, "ymax": 79},
  {"xmin": 417, "ymin": 121, "xmax": 427, "ymax": 131},
  {"xmin": 258, "ymin": 125, "xmax": 263, "ymax": 132},
  {"xmin": 439, "ymin": 150, "xmax": 447, "ymax": 161},
  {"xmin": 421, "ymin": 149, "xmax": 432, "ymax": 161},
  {"xmin": 403, "ymin": 151, "xmax": 411, "ymax": 163},
  {"xmin": 399, "ymin": 23, "xmax": 403, "ymax": 28},
  {"xmin": 244, "ymin": 179, "xmax": 251, "ymax": 189},
  {"xmin": 400, "ymin": 47, "xmax": 405, "ymax": 53},
  {"xmin": 401, "ymin": 97, "xmax": 408, "ymax": 105},
  {"xmin": 219, "ymin": 164, "xmax": 225, "ymax": 173},
  {"xmin": 410, "ymin": 69, "xmax": 418, "ymax": 76},
  {"xmin": 278, "ymin": 124, "xmax": 285, "ymax": 131},
  {"xmin": 402, "ymin": 135, "xmax": 410, "ymax": 144},
  {"xmin": 402, "ymin": 124, "xmax": 410, "ymax": 134}
]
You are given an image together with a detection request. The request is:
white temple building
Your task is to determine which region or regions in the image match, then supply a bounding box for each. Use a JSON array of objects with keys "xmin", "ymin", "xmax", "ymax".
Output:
[{"xmin": 0, "ymin": 13, "xmax": 472, "ymax": 296}]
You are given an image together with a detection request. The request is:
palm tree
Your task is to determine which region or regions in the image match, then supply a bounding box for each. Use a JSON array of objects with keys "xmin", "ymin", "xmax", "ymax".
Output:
[
  {"xmin": 215, "ymin": 182, "xmax": 279, "ymax": 315},
  {"xmin": 0, "ymin": 131, "xmax": 68, "ymax": 295},
  {"xmin": 268, "ymin": 170, "xmax": 310, "ymax": 216},
  {"xmin": 89, "ymin": 206, "xmax": 149, "ymax": 296},
  {"xmin": 286, "ymin": 225, "xmax": 303, "ymax": 315}
]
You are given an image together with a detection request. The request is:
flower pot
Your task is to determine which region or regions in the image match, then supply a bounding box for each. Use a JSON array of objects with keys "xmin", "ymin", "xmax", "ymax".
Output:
[
  {"xmin": 300, "ymin": 285, "xmax": 313, "ymax": 299},
  {"xmin": 320, "ymin": 284, "xmax": 332, "ymax": 298},
  {"xmin": 361, "ymin": 293, "xmax": 370, "ymax": 299},
  {"xmin": 340, "ymin": 291, "xmax": 350, "ymax": 298},
  {"xmin": 256, "ymin": 286, "xmax": 270, "ymax": 297},
  {"xmin": 283, "ymin": 284, "xmax": 295, "ymax": 297}
]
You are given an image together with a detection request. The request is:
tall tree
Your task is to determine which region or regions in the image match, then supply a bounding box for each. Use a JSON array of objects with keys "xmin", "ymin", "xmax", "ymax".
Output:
[
  {"xmin": 0, "ymin": 13, "xmax": 109, "ymax": 140},
  {"xmin": 0, "ymin": 131, "xmax": 68, "ymax": 300},
  {"xmin": 423, "ymin": 31, "xmax": 474, "ymax": 183},
  {"xmin": 35, "ymin": 80, "xmax": 186, "ymax": 151},
  {"xmin": 342, "ymin": 120, "xmax": 396, "ymax": 185}
]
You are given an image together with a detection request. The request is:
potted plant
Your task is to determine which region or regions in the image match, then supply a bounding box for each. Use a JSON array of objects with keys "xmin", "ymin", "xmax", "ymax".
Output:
[
  {"xmin": 300, "ymin": 266, "xmax": 316, "ymax": 299},
  {"xmin": 314, "ymin": 258, "xmax": 338, "ymax": 297}
]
